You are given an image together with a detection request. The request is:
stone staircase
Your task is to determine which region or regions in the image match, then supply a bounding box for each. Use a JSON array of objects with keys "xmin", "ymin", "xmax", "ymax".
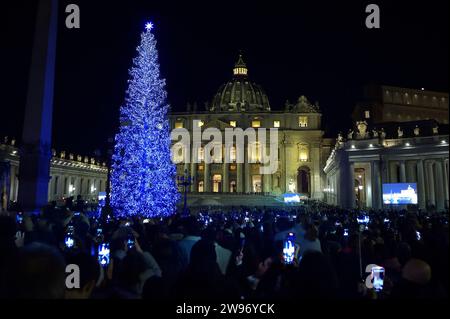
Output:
[{"xmin": 180, "ymin": 193, "xmax": 301, "ymax": 208}]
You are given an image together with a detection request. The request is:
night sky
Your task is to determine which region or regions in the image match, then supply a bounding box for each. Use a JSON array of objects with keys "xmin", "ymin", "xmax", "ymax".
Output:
[{"xmin": 1, "ymin": 0, "xmax": 448, "ymax": 157}]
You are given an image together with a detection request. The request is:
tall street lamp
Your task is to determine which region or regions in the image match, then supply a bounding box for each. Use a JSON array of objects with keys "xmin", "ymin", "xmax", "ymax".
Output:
[{"xmin": 177, "ymin": 169, "xmax": 194, "ymax": 216}]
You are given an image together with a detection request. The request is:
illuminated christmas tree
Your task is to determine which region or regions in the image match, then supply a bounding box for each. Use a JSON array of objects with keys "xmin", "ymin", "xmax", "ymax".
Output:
[{"xmin": 111, "ymin": 22, "xmax": 179, "ymax": 217}]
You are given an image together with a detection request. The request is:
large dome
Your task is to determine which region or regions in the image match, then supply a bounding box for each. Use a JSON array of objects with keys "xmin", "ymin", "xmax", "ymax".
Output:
[{"xmin": 210, "ymin": 55, "xmax": 271, "ymax": 112}]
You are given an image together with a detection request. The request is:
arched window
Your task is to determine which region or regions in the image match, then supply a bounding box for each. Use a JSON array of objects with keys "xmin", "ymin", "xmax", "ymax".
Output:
[
  {"xmin": 198, "ymin": 181, "xmax": 204, "ymax": 193},
  {"xmin": 249, "ymin": 142, "xmax": 262, "ymax": 163},
  {"xmin": 230, "ymin": 181, "xmax": 237, "ymax": 193},
  {"xmin": 298, "ymin": 143, "xmax": 309, "ymax": 162},
  {"xmin": 212, "ymin": 143, "xmax": 222, "ymax": 163},
  {"xmin": 299, "ymin": 116, "xmax": 308, "ymax": 128},
  {"xmin": 213, "ymin": 175, "xmax": 222, "ymax": 192},
  {"xmin": 172, "ymin": 144, "xmax": 184, "ymax": 163},
  {"xmin": 230, "ymin": 146, "xmax": 236, "ymax": 162},
  {"xmin": 198, "ymin": 147, "xmax": 204, "ymax": 162},
  {"xmin": 297, "ymin": 166, "xmax": 310, "ymax": 195}
]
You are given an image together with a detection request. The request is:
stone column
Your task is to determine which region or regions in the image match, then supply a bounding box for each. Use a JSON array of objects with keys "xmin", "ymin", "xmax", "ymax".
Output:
[
  {"xmin": 434, "ymin": 160, "xmax": 445, "ymax": 212},
  {"xmin": 263, "ymin": 173, "xmax": 272, "ymax": 193},
  {"xmin": 47, "ymin": 176, "xmax": 52, "ymax": 201},
  {"xmin": 75, "ymin": 177, "xmax": 81, "ymax": 197},
  {"xmin": 417, "ymin": 159, "xmax": 426, "ymax": 209},
  {"xmin": 204, "ymin": 163, "xmax": 211, "ymax": 192},
  {"xmin": 389, "ymin": 161, "xmax": 398, "ymax": 183},
  {"xmin": 399, "ymin": 160, "xmax": 406, "ymax": 183},
  {"xmin": 380, "ymin": 158, "xmax": 388, "ymax": 186},
  {"xmin": 183, "ymin": 162, "xmax": 189, "ymax": 177},
  {"xmin": 190, "ymin": 143, "xmax": 198, "ymax": 193},
  {"xmin": 18, "ymin": 0, "xmax": 59, "ymax": 213},
  {"xmin": 244, "ymin": 144, "xmax": 251, "ymax": 193},
  {"xmin": 190, "ymin": 162, "xmax": 197, "ymax": 192},
  {"xmin": 426, "ymin": 161, "xmax": 435, "ymax": 208},
  {"xmin": 349, "ymin": 162, "xmax": 356, "ymax": 209},
  {"xmin": 9, "ymin": 165, "xmax": 17, "ymax": 202},
  {"xmin": 371, "ymin": 160, "xmax": 381, "ymax": 209},
  {"xmin": 222, "ymin": 163, "xmax": 229, "ymax": 193},
  {"xmin": 280, "ymin": 140, "xmax": 286, "ymax": 193},
  {"xmin": 55, "ymin": 175, "xmax": 61, "ymax": 199},
  {"xmin": 406, "ymin": 161, "xmax": 416, "ymax": 182},
  {"xmin": 236, "ymin": 163, "xmax": 243, "ymax": 193},
  {"xmin": 443, "ymin": 159, "xmax": 449, "ymax": 208},
  {"xmin": 67, "ymin": 176, "xmax": 71, "ymax": 196}
]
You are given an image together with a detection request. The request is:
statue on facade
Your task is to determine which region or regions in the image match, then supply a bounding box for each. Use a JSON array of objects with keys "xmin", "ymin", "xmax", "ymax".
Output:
[
  {"xmin": 337, "ymin": 133, "xmax": 344, "ymax": 144},
  {"xmin": 356, "ymin": 121, "xmax": 369, "ymax": 139},
  {"xmin": 284, "ymin": 100, "xmax": 291, "ymax": 112},
  {"xmin": 397, "ymin": 127, "xmax": 404, "ymax": 138},
  {"xmin": 414, "ymin": 125, "xmax": 420, "ymax": 136},
  {"xmin": 347, "ymin": 129, "xmax": 354, "ymax": 140},
  {"xmin": 372, "ymin": 129, "xmax": 379, "ymax": 138},
  {"xmin": 433, "ymin": 125, "xmax": 439, "ymax": 134},
  {"xmin": 380, "ymin": 128, "xmax": 386, "ymax": 139},
  {"xmin": 288, "ymin": 178, "xmax": 296, "ymax": 193},
  {"xmin": 11, "ymin": 138, "xmax": 16, "ymax": 146}
]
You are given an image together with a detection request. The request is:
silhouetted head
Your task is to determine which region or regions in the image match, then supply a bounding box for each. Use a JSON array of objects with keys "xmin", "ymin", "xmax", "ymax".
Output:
[
  {"xmin": 7, "ymin": 243, "xmax": 66, "ymax": 299},
  {"xmin": 65, "ymin": 251, "xmax": 100, "ymax": 299},
  {"xmin": 402, "ymin": 259, "xmax": 432, "ymax": 285}
]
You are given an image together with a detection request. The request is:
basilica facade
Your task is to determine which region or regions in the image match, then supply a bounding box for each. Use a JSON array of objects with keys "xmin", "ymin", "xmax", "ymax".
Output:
[{"xmin": 169, "ymin": 56, "xmax": 333, "ymax": 202}]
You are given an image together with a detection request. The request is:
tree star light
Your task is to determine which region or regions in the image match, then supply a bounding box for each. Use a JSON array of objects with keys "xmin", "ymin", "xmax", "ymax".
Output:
[{"xmin": 145, "ymin": 22, "xmax": 154, "ymax": 31}]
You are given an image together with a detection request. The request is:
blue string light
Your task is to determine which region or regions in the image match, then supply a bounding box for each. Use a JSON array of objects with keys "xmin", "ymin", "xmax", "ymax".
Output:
[{"xmin": 111, "ymin": 22, "xmax": 179, "ymax": 218}]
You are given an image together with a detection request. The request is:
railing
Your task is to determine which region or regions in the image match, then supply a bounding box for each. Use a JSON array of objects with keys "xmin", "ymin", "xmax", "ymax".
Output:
[{"xmin": 189, "ymin": 192, "xmax": 274, "ymax": 196}]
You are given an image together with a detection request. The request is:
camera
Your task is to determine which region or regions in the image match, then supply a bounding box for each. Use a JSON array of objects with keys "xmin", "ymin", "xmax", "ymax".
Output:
[
  {"xmin": 372, "ymin": 266, "xmax": 385, "ymax": 292},
  {"xmin": 16, "ymin": 213, "xmax": 23, "ymax": 225},
  {"xmin": 65, "ymin": 236, "xmax": 75, "ymax": 249},
  {"xmin": 283, "ymin": 232, "xmax": 296, "ymax": 264},
  {"xmin": 98, "ymin": 243, "xmax": 110, "ymax": 267}
]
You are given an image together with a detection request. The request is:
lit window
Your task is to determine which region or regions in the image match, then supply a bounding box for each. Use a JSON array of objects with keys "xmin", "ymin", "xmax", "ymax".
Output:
[
  {"xmin": 364, "ymin": 111, "xmax": 370, "ymax": 119},
  {"xmin": 198, "ymin": 164, "xmax": 204, "ymax": 171},
  {"xmin": 172, "ymin": 145, "xmax": 184, "ymax": 163},
  {"xmin": 230, "ymin": 121, "xmax": 237, "ymax": 127},
  {"xmin": 249, "ymin": 142, "xmax": 262, "ymax": 163},
  {"xmin": 233, "ymin": 67, "xmax": 248, "ymax": 76},
  {"xmin": 230, "ymin": 146, "xmax": 236, "ymax": 162},
  {"xmin": 298, "ymin": 144, "xmax": 309, "ymax": 162},
  {"xmin": 274, "ymin": 120, "xmax": 280, "ymax": 128},
  {"xmin": 213, "ymin": 143, "xmax": 222, "ymax": 163},
  {"xmin": 230, "ymin": 181, "xmax": 237, "ymax": 193},
  {"xmin": 175, "ymin": 122, "xmax": 183, "ymax": 129},
  {"xmin": 213, "ymin": 175, "xmax": 222, "ymax": 193},
  {"xmin": 198, "ymin": 147, "xmax": 204, "ymax": 162},
  {"xmin": 198, "ymin": 181, "xmax": 204, "ymax": 192},
  {"xmin": 299, "ymin": 116, "xmax": 308, "ymax": 128},
  {"xmin": 230, "ymin": 165, "xmax": 236, "ymax": 171},
  {"xmin": 252, "ymin": 120, "xmax": 261, "ymax": 128}
]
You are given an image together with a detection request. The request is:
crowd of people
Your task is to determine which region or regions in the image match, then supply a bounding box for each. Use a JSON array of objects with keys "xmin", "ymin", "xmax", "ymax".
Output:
[{"xmin": 0, "ymin": 198, "xmax": 448, "ymax": 300}]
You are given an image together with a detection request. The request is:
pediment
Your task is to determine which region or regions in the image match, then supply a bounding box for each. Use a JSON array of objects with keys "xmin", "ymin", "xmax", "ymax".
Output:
[{"xmin": 203, "ymin": 119, "xmax": 234, "ymax": 130}]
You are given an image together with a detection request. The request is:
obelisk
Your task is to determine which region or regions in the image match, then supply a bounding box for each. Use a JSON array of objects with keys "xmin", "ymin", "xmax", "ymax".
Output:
[{"xmin": 18, "ymin": 0, "xmax": 58, "ymax": 213}]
